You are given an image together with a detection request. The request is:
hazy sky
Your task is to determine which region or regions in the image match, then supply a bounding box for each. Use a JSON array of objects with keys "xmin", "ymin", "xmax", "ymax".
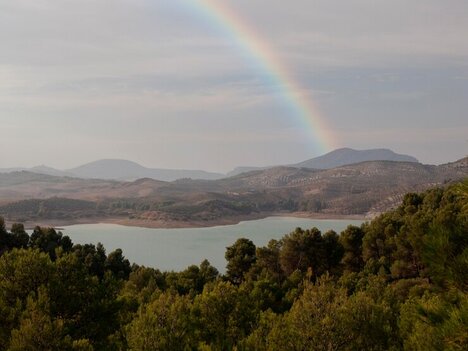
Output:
[{"xmin": 1, "ymin": 0, "xmax": 467, "ymax": 172}]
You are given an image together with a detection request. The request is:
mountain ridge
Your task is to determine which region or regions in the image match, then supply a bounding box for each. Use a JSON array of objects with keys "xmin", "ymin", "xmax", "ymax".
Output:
[
  {"xmin": 0, "ymin": 148, "xmax": 422, "ymax": 181},
  {"xmin": 67, "ymin": 159, "xmax": 225, "ymax": 182},
  {"xmin": 0, "ymin": 157, "xmax": 465, "ymax": 226},
  {"xmin": 295, "ymin": 147, "xmax": 418, "ymax": 169},
  {"xmin": 226, "ymin": 148, "xmax": 419, "ymax": 176}
]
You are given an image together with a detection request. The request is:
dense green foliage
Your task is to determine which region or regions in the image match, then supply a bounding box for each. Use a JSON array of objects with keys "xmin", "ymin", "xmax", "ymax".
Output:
[{"xmin": 0, "ymin": 181, "xmax": 466, "ymax": 350}]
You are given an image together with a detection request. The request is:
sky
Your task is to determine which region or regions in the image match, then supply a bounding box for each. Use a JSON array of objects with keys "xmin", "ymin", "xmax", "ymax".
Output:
[{"xmin": 0, "ymin": 0, "xmax": 467, "ymax": 172}]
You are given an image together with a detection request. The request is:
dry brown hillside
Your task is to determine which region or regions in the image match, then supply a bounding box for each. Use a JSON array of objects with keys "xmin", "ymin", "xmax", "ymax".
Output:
[{"xmin": 0, "ymin": 158, "xmax": 466, "ymax": 225}]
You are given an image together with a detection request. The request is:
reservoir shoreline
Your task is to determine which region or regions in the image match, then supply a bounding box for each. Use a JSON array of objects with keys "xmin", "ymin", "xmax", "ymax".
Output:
[
  {"xmin": 54, "ymin": 217, "xmax": 365, "ymax": 272},
  {"xmin": 11, "ymin": 211, "xmax": 367, "ymax": 230}
]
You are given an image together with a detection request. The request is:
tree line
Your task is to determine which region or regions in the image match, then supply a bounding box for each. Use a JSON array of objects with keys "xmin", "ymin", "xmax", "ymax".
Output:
[{"xmin": 0, "ymin": 181, "xmax": 466, "ymax": 350}]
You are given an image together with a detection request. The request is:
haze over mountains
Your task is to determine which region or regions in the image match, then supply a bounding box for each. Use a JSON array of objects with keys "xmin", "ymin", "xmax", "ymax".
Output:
[
  {"xmin": 227, "ymin": 148, "xmax": 419, "ymax": 177},
  {"xmin": 0, "ymin": 155, "xmax": 466, "ymax": 227},
  {"xmin": 294, "ymin": 148, "xmax": 418, "ymax": 169},
  {"xmin": 68, "ymin": 159, "xmax": 224, "ymax": 182},
  {"xmin": 0, "ymin": 148, "xmax": 419, "ymax": 182}
]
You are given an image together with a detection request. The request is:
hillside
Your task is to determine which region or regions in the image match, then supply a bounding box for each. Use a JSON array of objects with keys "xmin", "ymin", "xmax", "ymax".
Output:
[
  {"xmin": 0, "ymin": 166, "xmax": 72, "ymax": 178},
  {"xmin": 294, "ymin": 147, "xmax": 418, "ymax": 169},
  {"xmin": 67, "ymin": 159, "xmax": 225, "ymax": 181},
  {"xmin": 0, "ymin": 158, "xmax": 466, "ymax": 227},
  {"xmin": 0, "ymin": 160, "xmax": 225, "ymax": 182},
  {"xmin": 1, "ymin": 148, "xmax": 419, "ymax": 181},
  {"xmin": 226, "ymin": 148, "xmax": 418, "ymax": 176},
  {"xmin": 0, "ymin": 182, "xmax": 466, "ymax": 350}
]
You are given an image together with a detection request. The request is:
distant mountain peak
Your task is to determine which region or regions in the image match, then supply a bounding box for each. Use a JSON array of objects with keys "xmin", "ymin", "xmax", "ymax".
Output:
[
  {"xmin": 67, "ymin": 159, "xmax": 224, "ymax": 181},
  {"xmin": 294, "ymin": 148, "xmax": 418, "ymax": 170},
  {"xmin": 226, "ymin": 148, "xmax": 419, "ymax": 177}
]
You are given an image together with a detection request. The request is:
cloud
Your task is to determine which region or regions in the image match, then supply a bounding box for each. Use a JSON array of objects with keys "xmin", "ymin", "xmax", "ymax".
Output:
[{"xmin": 0, "ymin": 0, "xmax": 466, "ymax": 169}]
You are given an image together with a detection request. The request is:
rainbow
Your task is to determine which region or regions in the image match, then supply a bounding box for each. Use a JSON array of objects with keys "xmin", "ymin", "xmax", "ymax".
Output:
[{"xmin": 189, "ymin": 0, "xmax": 336, "ymax": 154}]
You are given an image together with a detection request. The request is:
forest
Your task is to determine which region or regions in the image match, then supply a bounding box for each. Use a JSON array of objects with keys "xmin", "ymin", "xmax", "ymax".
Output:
[{"xmin": 0, "ymin": 181, "xmax": 466, "ymax": 350}]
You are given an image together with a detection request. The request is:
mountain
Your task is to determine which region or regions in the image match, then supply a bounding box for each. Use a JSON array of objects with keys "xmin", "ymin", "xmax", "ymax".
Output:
[
  {"xmin": 67, "ymin": 159, "xmax": 224, "ymax": 181},
  {"xmin": 294, "ymin": 148, "xmax": 418, "ymax": 169},
  {"xmin": 0, "ymin": 160, "xmax": 223, "ymax": 182},
  {"xmin": 226, "ymin": 148, "xmax": 419, "ymax": 177},
  {"xmin": 0, "ymin": 148, "xmax": 420, "ymax": 181},
  {"xmin": 1, "ymin": 157, "xmax": 466, "ymax": 225},
  {"xmin": 0, "ymin": 165, "xmax": 72, "ymax": 177}
]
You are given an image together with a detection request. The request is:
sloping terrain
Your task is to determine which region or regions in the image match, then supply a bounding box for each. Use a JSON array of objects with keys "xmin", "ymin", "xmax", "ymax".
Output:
[
  {"xmin": 0, "ymin": 158, "xmax": 466, "ymax": 225},
  {"xmin": 226, "ymin": 147, "xmax": 418, "ymax": 176},
  {"xmin": 294, "ymin": 148, "xmax": 418, "ymax": 169},
  {"xmin": 2, "ymin": 148, "xmax": 418, "ymax": 181},
  {"xmin": 67, "ymin": 159, "xmax": 225, "ymax": 181}
]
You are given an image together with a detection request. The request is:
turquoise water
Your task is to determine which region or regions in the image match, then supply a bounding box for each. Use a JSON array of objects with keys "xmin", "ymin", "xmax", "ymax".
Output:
[{"xmin": 62, "ymin": 217, "xmax": 363, "ymax": 273}]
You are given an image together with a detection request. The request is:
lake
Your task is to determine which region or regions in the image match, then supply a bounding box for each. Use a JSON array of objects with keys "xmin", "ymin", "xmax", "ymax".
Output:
[{"xmin": 62, "ymin": 217, "xmax": 364, "ymax": 273}]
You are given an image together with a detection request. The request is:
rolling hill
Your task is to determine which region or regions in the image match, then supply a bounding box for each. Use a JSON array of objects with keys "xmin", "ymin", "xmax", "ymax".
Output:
[
  {"xmin": 67, "ymin": 159, "xmax": 225, "ymax": 181},
  {"xmin": 1, "ymin": 148, "xmax": 419, "ymax": 181},
  {"xmin": 293, "ymin": 148, "xmax": 418, "ymax": 169},
  {"xmin": 0, "ymin": 157, "xmax": 465, "ymax": 226},
  {"xmin": 0, "ymin": 160, "xmax": 224, "ymax": 182},
  {"xmin": 226, "ymin": 148, "xmax": 418, "ymax": 176}
]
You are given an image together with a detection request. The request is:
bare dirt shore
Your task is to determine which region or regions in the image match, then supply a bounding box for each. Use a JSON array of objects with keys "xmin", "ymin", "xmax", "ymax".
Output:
[{"xmin": 8, "ymin": 212, "xmax": 367, "ymax": 230}]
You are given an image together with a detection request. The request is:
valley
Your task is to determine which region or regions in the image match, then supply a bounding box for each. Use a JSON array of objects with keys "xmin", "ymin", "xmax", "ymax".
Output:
[{"xmin": 1, "ymin": 157, "xmax": 466, "ymax": 228}]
